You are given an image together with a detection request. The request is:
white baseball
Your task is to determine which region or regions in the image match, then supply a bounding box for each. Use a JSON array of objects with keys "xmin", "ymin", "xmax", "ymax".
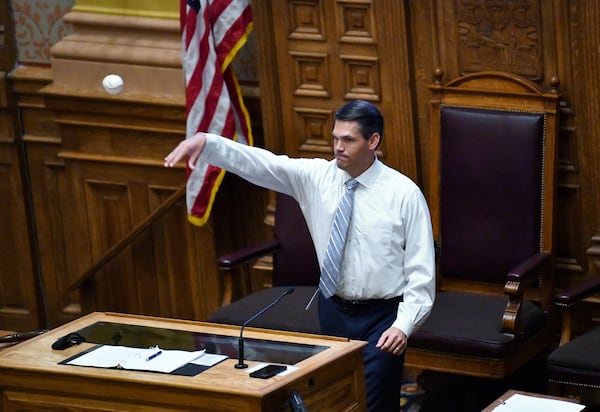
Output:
[{"xmin": 102, "ymin": 74, "xmax": 124, "ymax": 95}]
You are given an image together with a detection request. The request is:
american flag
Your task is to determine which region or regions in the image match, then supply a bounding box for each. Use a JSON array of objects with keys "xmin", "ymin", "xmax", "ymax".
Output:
[{"xmin": 180, "ymin": 0, "xmax": 253, "ymax": 225}]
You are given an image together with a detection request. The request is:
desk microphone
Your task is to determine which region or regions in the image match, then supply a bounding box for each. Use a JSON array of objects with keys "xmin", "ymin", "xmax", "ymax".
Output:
[
  {"xmin": 235, "ymin": 287, "xmax": 295, "ymax": 369},
  {"xmin": 289, "ymin": 390, "xmax": 308, "ymax": 412}
]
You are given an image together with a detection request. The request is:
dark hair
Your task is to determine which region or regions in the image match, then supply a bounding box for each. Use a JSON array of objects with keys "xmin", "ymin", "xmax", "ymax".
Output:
[{"xmin": 334, "ymin": 100, "xmax": 384, "ymax": 147}]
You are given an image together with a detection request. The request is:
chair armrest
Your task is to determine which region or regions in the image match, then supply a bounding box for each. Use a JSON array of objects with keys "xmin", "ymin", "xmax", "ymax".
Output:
[
  {"xmin": 217, "ymin": 239, "xmax": 281, "ymax": 271},
  {"xmin": 506, "ymin": 252, "xmax": 551, "ymax": 284},
  {"xmin": 217, "ymin": 238, "xmax": 281, "ymax": 308},
  {"xmin": 502, "ymin": 252, "xmax": 551, "ymax": 334},
  {"xmin": 556, "ymin": 276, "xmax": 600, "ymax": 345},
  {"xmin": 555, "ymin": 276, "xmax": 600, "ymax": 308}
]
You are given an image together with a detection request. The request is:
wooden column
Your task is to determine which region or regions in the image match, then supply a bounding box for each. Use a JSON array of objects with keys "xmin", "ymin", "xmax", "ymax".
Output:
[
  {"xmin": 0, "ymin": 0, "xmax": 42, "ymax": 331},
  {"xmin": 577, "ymin": 1, "xmax": 600, "ymax": 277}
]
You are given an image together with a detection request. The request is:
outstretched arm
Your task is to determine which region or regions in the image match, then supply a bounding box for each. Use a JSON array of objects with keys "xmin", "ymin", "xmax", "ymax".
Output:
[{"xmin": 164, "ymin": 132, "xmax": 207, "ymax": 169}]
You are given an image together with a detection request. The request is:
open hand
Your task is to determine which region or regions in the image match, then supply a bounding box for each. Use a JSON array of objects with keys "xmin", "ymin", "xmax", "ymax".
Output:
[{"xmin": 164, "ymin": 132, "xmax": 207, "ymax": 169}]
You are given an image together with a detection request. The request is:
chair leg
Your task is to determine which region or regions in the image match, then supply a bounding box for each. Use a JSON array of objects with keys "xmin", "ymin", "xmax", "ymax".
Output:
[{"xmin": 221, "ymin": 271, "xmax": 233, "ymax": 307}]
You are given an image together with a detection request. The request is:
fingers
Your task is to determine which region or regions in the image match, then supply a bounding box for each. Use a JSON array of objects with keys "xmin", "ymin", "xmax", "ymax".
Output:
[
  {"xmin": 376, "ymin": 327, "xmax": 407, "ymax": 356},
  {"xmin": 384, "ymin": 339, "xmax": 405, "ymax": 356},
  {"xmin": 164, "ymin": 140, "xmax": 188, "ymax": 167},
  {"xmin": 164, "ymin": 133, "xmax": 207, "ymax": 168},
  {"xmin": 187, "ymin": 149, "xmax": 200, "ymax": 170},
  {"xmin": 391, "ymin": 341, "xmax": 407, "ymax": 356},
  {"xmin": 164, "ymin": 146, "xmax": 183, "ymax": 168}
]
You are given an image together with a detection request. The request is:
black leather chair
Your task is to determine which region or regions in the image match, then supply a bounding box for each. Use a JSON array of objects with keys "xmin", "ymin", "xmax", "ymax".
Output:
[
  {"xmin": 208, "ymin": 192, "xmax": 322, "ymax": 334},
  {"xmin": 405, "ymin": 70, "xmax": 561, "ymax": 381},
  {"xmin": 547, "ymin": 276, "xmax": 600, "ymax": 400}
]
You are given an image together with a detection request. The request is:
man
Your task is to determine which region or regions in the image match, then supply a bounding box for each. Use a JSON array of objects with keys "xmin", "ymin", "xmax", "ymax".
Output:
[{"xmin": 165, "ymin": 100, "xmax": 435, "ymax": 411}]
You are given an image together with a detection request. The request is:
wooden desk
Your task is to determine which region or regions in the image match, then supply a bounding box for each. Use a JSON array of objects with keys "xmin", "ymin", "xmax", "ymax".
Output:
[
  {"xmin": 482, "ymin": 389, "xmax": 584, "ymax": 411},
  {"xmin": 0, "ymin": 312, "xmax": 367, "ymax": 411}
]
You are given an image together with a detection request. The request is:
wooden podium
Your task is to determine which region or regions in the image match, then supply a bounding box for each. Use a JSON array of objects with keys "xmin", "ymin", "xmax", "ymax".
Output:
[{"xmin": 0, "ymin": 312, "xmax": 367, "ymax": 411}]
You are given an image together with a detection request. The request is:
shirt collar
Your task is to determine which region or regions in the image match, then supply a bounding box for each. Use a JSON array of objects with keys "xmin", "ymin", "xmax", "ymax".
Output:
[
  {"xmin": 333, "ymin": 156, "xmax": 381, "ymax": 189},
  {"xmin": 352, "ymin": 157, "xmax": 381, "ymax": 189}
]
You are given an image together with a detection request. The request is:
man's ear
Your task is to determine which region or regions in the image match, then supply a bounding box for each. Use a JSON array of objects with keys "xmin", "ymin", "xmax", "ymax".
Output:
[{"xmin": 368, "ymin": 132, "xmax": 380, "ymax": 150}]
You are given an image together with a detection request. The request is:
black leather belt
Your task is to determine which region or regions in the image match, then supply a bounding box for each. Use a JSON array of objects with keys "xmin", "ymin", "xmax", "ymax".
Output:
[{"xmin": 332, "ymin": 294, "xmax": 402, "ymax": 310}]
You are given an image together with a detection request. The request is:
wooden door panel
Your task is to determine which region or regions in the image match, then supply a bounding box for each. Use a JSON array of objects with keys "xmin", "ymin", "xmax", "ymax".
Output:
[
  {"xmin": 0, "ymin": 117, "xmax": 39, "ymax": 331},
  {"xmin": 261, "ymin": 0, "xmax": 419, "ymax": 181}
]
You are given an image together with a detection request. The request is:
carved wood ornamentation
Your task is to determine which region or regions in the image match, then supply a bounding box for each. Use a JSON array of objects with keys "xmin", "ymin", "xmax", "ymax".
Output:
[
  {"xmin": 456, "ymin": 0, "xmax": 543, "ymax": 79},
  {"xmin": 290, "ymin": 51, "xmax": 330, "ymax": 98},
  {"xmin": 294, "ymin": 106, "xmax": 334, "ymax": 154},
  {"xmin": 336, "ymin": 1, "xmax": 377, "ymax": 44},
  {"xmin": 288, "ymin": 0, "xmax": 325, "ymax": 41}
]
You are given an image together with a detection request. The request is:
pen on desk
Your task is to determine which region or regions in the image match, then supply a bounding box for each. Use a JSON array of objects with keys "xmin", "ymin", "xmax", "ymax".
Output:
[
  {"xmin": 499, "ymin": 398, "xmax": 506, "ymax": 405},
  {"xmin": 146, "ymin": 350, "xmax": 162, "ymax": 361}
]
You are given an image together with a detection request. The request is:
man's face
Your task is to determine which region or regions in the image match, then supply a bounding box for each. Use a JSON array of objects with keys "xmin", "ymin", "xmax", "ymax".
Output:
[{"xmin": 331, "ymin": 120, "xmax": 379, "ymax": 177}]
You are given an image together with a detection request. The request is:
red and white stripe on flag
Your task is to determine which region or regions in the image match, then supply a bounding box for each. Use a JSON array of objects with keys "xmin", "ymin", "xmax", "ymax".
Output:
[{"xmin": 180, "ymin": 0, "xmax": 253, "ymax": 226}]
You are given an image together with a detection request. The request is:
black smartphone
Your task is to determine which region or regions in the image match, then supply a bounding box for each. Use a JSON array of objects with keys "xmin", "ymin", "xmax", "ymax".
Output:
[{"xmin": 249, "ymin": 364, "xmax": 287, "ymax": 379}]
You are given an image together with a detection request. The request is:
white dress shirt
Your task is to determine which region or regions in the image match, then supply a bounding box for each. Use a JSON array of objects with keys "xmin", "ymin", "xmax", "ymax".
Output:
[{"xmin": 200, "ymin": 133, "xmax": 435, "ymax": 337}]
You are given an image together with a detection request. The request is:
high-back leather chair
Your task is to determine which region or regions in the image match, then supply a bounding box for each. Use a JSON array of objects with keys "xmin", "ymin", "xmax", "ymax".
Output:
[
  {"xmin": 405, "ymin": 71, "xmax": 561, "ymax": 380},
  {"xmin": 208, "ymin": 192, "xmax": 321, "ymax": 334}
]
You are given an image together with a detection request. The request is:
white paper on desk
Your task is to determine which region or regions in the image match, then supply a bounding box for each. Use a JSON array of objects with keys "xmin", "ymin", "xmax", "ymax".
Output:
[
  {"xmin": 67, "ymin": 345, "xmax": 206, "ymax": 374},
  {"xmin": 492, "ymin": 393, "xmax": 585, "ymax": 412},
  {"xmin": 190, "ymin": 352, "xmax": 228, "ymax": 367}
]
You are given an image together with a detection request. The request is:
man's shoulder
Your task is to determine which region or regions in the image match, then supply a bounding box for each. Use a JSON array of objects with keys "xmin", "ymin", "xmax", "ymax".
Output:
[{"xmin": 376, "ymin": 161, "xmax": 419, "ymax": 188}]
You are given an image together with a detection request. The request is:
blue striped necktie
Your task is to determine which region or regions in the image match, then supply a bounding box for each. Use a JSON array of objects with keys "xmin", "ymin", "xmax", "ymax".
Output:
[{"xmin": 320, "ymin": 179, "xmax": 359, "ymax": 298}]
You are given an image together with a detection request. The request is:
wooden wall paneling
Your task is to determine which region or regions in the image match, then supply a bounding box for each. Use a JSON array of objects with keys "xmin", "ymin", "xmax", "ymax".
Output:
[
  {"xmin": 407, "ymin": 0, "xmax": 437, "ymax": 198},
  {"xmin": 37, "ymin": 8, "xmax": 225, "ymax": 323},
  {"xmin": 251, "ymin": 2, "xmax": 286, "ymax": 153},
  {"xmin": 269, "ymin": 0, "xmax": 331, "ymax": 157},
  {"xmin": 42, "ymin": 90, "xmax": 224, "ymax": 322},
  {"xmin": 0, "ymin": 79, "xmax": 39, "ymax": 331},
  {"xmin": 37, "ymin": 143, "xmax": 78, "ymax": 321},
  {"xmin": 0, "ymin": 1, "xmax": 44, "ymax": 331},
  {"xmin": 373, "ymin": 0, "xmax": 420, "ymax": 182},
  {"xmin": 57, "ymin": 147, "xmax": 95, "ymax": 303},
  {"xmin": 431, "ymin": 0, "xmax": 458, "ymax": 79},
  {"xmin": 11, "ymin": 69, "xmax": 79, "ymax": 329},
  {"xmin": 82, "ymin": 177, "xmax": 138, "ymax": 314},
  {"xmin": 148, "ymin": 185, "xmax": 206, "ymax": 319},
  {"xmin": 260, "ymin": 0, "xmax": 419, "ymax": 182},
  {"xmin": 549, "ymin": 0, "xmax": 584, "ymax": 282},
  {"xmin": 4, "ymin": 10, "xmax": 269, "ymax": 329},
  {"xmin": 535, "ymin": 0, "xmax": 589, "ymax": 289},
  {"xmin": 573, "ymin": 1, "xmax": 600, "ymax": 283},
  {"xmin": 8, "ymin": 69, "xmax": 63, "ymax": 331},
  {"xmin": 8, "ymin": 65, "xmax": 227, "ymax": 326}
]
